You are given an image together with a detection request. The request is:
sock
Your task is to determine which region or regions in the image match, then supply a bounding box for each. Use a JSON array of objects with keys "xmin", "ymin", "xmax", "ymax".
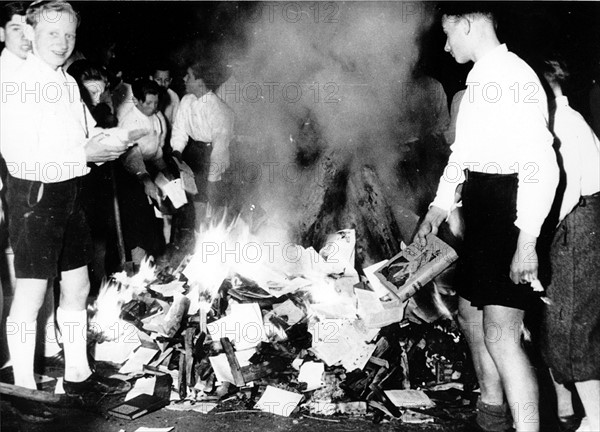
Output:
[
  {"xmin": 6, "ymin": 317, "xmax": 37, "ymax": 389},
  {"xmin": 56, "ymin": 307, "xmax": 92, "ymax": 382},
  {"xmin": 476, "ymin": 398, "xmax": 513, "ymax": 432}
]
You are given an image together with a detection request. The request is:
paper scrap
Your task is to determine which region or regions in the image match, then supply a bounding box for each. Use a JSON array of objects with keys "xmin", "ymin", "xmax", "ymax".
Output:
[
  {"xmin": 163, "ymin": 178, "xmax": 188, "ymax": 209},
  {"xmin": 125, "ymin": 376, "xmax": 156, "ymax": 401},
  {"xmin": 166, "ymin": 401, "xmax": 217, "ymax": 414},
  {"xmin": 272, "ymin": 299, "xmax": 305, "ymax": 325},
  {"xmin": 119, "ymin": 347, "xmax": 159, "ymax": 375},
  {"xmin": 173, "ymin": 159, "xmax": 198, "ymax": 195},
  {"xmin": 134, "ymin": 428, "xmax": 174, "ymax": 432},
  {"xmin": 209, "ymin": 348, "xmax": 255, "ymax": 384},
  {"xmin": 54, "ymin": 377, "xmax": 64, "ymax": 394},
  {"xmin": 363, "ymin": 260, "xmax": 391, "ymax": 298},
  {"xmin": 150, "ymin": 280, "xmax": 186, "ymax": 297},
  {"xmin": 207, "ymin": 303, "xmax": 267, "ymax": 351},
  {"xmin": 298, "ymin": 361, "xmax": 324, "ymax": 391},
  {"xmin": 356, "ymin": 288, "xmax": 406, "ymax": 329},
  {"xmin": 254, "ymin": 386, "xmax": 303, "ymax": 417},
  {"xmin": 384, "ymin": 389, "xmax": 435, "ymax": 408}
]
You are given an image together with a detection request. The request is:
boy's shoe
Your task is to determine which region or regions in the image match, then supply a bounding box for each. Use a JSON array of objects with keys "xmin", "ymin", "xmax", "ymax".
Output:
[
  {"xmin": 10, "ymin": 398, "xmax": 55, "ymax": 423},
  {"xmin": 63, "ymin": 372, "xmax": 131, "ymax": 398},
  {"xmin": 558, "ymin": 414, "xmax": 582, "ymax": 432}
]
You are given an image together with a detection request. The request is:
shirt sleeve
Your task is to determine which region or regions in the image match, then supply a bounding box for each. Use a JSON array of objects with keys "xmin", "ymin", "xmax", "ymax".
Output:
[
  {"xmin": 207, "ymin": 104, "xmax": 234, "ymax": 182},
  {"xmin": 171, "ymin": 96, "xmax": 189, "ymax": 153},
  {"xmin": 430, "ymin": 141, "xmax": 467, "ymax": 213},
  {"xmin": 513, "ymin": 100, "xmax": 559, "ymax": 237}
]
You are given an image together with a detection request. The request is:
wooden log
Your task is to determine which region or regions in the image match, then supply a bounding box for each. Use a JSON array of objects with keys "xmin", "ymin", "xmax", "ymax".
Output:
[
  {"xmin": 0, "ymin": 382, "xmax": 61, "ymax": 404},
  {"xmin": 220, "ymin": 337, "xmax": 245, "ymax": 387},
  {"xmin": 347, "ymin": 165, "xmax": 402, "ymax": 262}
]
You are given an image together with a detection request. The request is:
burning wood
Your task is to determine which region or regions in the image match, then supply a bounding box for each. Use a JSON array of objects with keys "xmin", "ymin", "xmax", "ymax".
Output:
[{"xmin": 85, "ymin": 213, "xmax": 469, "ymax": 424}]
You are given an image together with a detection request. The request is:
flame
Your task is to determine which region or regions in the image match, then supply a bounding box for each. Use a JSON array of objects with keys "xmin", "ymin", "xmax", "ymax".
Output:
[{"xmin": 89, "ymin": 279, "xmax": 132, "ymax": 341}]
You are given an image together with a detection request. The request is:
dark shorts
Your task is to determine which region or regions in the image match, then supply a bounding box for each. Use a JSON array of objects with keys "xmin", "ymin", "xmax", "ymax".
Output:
[
  {"xmin": 456, "ymin": 171, "xmax": 537, "ymax": 310},
  {"xmin": 541, "ymin": 193, "xmax": 600, "ymax": 383},
  {"xmin": 6, "ymin": 175, "xmax": 93, "ymax": 279},
  {"xmin": 182, "ymin": 139, "xmax": 230, "ymax": 206}
]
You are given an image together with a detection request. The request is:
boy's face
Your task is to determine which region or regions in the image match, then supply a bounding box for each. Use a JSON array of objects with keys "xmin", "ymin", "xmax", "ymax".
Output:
[
  {"xmin": 153, "ymin": 70, "xmax": 171, "ymax": 88},
  {"xmin": 0, "ymin": 14, "xmax": 31, "ymax": 60},
  {"xmin": 442, "ymin": 15, "xmax": 471, "ymax": 64},
  {"xmin": 29, "ymin": 10, "xmax": 77, "ymax": 70},
  {"xmin": 184, "ymin": 67, "xmax": 207, "ymax": 96},
  {"xmin": 134, "ymin": 93, "xmax": 159, "ymax": 117}
]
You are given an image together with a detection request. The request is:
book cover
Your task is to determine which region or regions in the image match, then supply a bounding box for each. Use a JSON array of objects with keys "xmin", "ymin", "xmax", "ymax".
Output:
[
  {"xmin": 108, "ymin": 393, "xmax": 168, "ymax": 420},
  {"xmin": 374, "ymin": 235, "xmax": 458, "ymax": 302}
]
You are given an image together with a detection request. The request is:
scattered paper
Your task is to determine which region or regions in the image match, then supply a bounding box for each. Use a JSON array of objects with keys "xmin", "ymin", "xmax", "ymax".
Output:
[
  {"xmin": 54, "ymin": 377, "xmax": 64, "ymax": 394},
  {"xmin": 134, "ymin": 428, "xmax": 174, "ymax": 432},
  {"xmin": 208, "ymin": 303, "xmax": 267, "ymax": 351},
  {"xmin": 95, "ymin": 329, "xmax": 142, "ymax": 364},
  {"xmin": 272, "ymin": 299, "xmax": 305, "ymax": 325},
  {"xmin": 125, "ymin": 376, "xmax": 156, "ymax": 401},
  {"xmin": 298, "ymin": 361, "xmax": 324, "ymax": 391},
  {"xmin": 174, "ymin": 159, "xmax": 198, "ymax": 195},
  {"xmin": 150, "ymin": 281, "xmax": 186, "ymax": 297},
  {"xmin": 254, "ymin": 386, "xmax": 303, "ymax": 417},
  {"xmin": 363, "ymin": 261, "xmax": 391, "ymax": 298},
  {"xmin": 356, "ymin": 288, "xmax": 406, "ymax": 328},
  {"xmin": 384, "ymin": 389, "xmax": 435, "ymax": 408},
  {"xmin": 162, "ymin": 178, "xmax": 187, "ymax": 209},
  {"xmin": 119, "ymin": 347, "xmax": 159, "ymax": 375},
  {"xmin": 209, "ymin": 349, "xmax": 255, "ymax": 384},
  {"xmin": 166, "ymin": 401, "xmax": 217, "ymax": 414}
]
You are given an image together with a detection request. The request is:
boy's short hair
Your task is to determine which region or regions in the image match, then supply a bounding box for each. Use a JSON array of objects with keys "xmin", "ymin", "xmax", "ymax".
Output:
[
  {"xmin": 188, "ymin": 61, "xmax": 227, "ymax": 93},
  {"xmin": 26, "ymin": 0, "xmax": 80, "ymax": 28},
  {"xmin": 132, "ymin": 78, "xmax": 160, "ymax": 103},
  {"xmin": 437, "ymin": 2, "xmax": 497, "ymax": 26},
  {"xmin": 0, "ymin": 2, "xmax": 27, "ymax": 28}
]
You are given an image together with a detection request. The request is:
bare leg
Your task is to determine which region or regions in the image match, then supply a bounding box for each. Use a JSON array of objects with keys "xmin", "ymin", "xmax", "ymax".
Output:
[
  {"xmin": 6, "ymin": 278, "xmax": 48, "ymax": 388},
  {"xmin": 574, "ymin": 380, "xmax": 600, "ymax": 431},
  {"xmin": 484, "ymin": 305, "xmax": 539, "ymax": 432},
  {"xmin": 457, "ymin": 296, "xmax": 504, "ymax": 405},
  {"xmin": 58, "ymin": 266, "xmax": 92, "ymax": 382},
  {"xmin": 549, "ymin": 369, "xmax": 575, "ymax": 420},
  {"xmin": 39, "ymin": 281, "xmax": 61, "ymax": 357}
]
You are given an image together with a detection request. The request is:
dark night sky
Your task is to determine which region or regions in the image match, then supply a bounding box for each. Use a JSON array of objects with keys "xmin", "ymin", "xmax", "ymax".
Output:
[{"xmin": 71, "ymin": 1, "xmax": 600, "ymax": 115}]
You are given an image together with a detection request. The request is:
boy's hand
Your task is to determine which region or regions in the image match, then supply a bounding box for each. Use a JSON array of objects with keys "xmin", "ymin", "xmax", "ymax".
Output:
[
  {"xmin": 139, "ymin": 175, "xmax": 162, "ymax": 203},
  {"xmin": 510, "ymin": 230, "xmax": 538, "ymax": 285},
  {"xmin": 85, "ymin": 133, "xmax": 128, "ymax": 162},
  {"xmin": 415, "ymin": 206, "xmax": 447, "ymax": 247}
]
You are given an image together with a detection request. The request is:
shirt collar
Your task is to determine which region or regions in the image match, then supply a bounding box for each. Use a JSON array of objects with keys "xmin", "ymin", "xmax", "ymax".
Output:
[
  {"xmin": 25, "ymin": 52, "xmax": 66, "ymax": 77},
  {"xmin": 472, "ymin": 43, "xmax": 508, "ymax": 69},
  {"xmin": 1, "ymin": 48, "xmax": 25, "ymax": 64}
]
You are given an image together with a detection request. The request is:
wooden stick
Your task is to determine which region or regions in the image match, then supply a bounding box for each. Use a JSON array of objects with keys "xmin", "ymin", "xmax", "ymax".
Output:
[{"xmin": 0, "ymin": 382, "xmax": 61, "ymax": 403}]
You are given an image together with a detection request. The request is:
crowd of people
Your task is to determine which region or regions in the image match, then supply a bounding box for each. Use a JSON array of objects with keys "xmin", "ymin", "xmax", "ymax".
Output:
[
  {"xmin": 0, "ymin": 0, "xmax": 235, "ymax": 423},
  {"xmin": 0, "ymin": 2, "xmax": 598, "ymax": 431}
]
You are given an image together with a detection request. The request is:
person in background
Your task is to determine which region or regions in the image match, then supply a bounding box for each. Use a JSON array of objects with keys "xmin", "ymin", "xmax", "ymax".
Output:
[
  {"xmin": 68, "ymin": 60, "xmax": 117, "ymax": 290},
  {"xmin": 171, "ymin": 60, "xmax": 234, "ymax": 227},
  {"xmin": 117, "ymin": 78, "xmax": 169, "ymax": 263},
  {"xmin": 416, "ymin": 4, "xmax": 558, "ymax": 432},
  {"xmin": 540, "ymin": 58, "xmax": 600, "ymax": 432},
  {"xmin": 1, "ymin": 0, "xmax": 130, "ymax": 422},
  {"xmin": 151, "ymin": 62, "xmax": 180, "ymax": 127}
]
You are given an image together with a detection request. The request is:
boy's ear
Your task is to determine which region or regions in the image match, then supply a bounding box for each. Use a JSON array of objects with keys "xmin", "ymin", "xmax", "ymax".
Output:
[
  {"xmin": 23, "ymin": 24, "xmax": 35, "ymax": 42},
  {"xmin": 0, "ymin": 28, "xmax": 6, "ymax": 43}
]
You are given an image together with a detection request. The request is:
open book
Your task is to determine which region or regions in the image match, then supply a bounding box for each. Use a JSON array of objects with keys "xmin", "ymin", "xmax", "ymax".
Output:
[{"xmin": 375, "ymin": 234, "xmax": 458, "ymax": 302}]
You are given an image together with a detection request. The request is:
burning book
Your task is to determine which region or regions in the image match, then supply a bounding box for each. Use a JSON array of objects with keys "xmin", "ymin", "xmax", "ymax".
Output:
[{"xmin": 375, "ymin": 235, "xmax": 458, "ymax": 302}]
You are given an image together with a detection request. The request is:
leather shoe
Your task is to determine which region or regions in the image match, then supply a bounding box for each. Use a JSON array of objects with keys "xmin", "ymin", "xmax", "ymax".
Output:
[
  {"xmin": 558, "ymin": 415, "xmax": 582, "ymax": 432},
  {"xmin": 64, "ymin": 372, "xmax": 131, "ymax": 398},
  {"xmin": 10, "ymin": 398, "xmax": 55, "ymax": 423}
]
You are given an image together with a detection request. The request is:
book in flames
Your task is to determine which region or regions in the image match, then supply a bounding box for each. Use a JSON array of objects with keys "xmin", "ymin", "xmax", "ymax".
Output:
[{"xmin": 375, "ymin": 235, "xmax": 458, "ymax": 302}]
